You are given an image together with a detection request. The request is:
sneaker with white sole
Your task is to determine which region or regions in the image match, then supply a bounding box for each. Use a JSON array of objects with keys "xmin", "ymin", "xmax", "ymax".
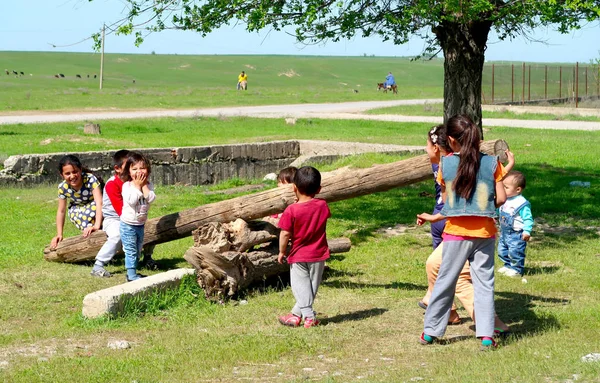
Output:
[
  {"xmin": 303, "ymin": 317, "xmax": 320, "ymax": 328},
  {"xmin": 497, "ymin": 266, "xmax": 508, "ymax": 275},
  {"xmin": 503, "ymin": 268, "xmax": 520, "ymax": 277},
  {"xmin": 90, "ymin": 268, "xmax": 112, "ymax": 278},
  {"xmin": 278, "ymin": 313, "xmax": 302, "ymax": 327}
]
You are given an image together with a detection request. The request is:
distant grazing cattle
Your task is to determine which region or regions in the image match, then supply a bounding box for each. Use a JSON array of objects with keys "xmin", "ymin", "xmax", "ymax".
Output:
[
  {"xmin": 4, "ymin": 70, "xmax": 8, "ymax": 75},
  {"xmin": 93, "ymin": 74, "xmax": 97, "ymax": 79},
  {"xmin": 59, "ymin": 74, "xmax": 65, "ymax": 78},
  {"xmin": 12, "ymin": 70, "xmax": 18, "ymax": 75},
  {"xmin": 19, "ymin": 71, "xmax": 24, "ymax": 76},
  {"xmin": 132, "ymin": 79, "xmax": 136, "ymax": 84},
  {"xmin": 76, "ymin": 74, "xmax": 81, "ymax": 78},
  {"xmin": 54, "ymin": 74, "xmax": 60, "ymax": 78},
  {"xmin": 87, "ymin": 74, "xmax": 89, "ymax": 78}
]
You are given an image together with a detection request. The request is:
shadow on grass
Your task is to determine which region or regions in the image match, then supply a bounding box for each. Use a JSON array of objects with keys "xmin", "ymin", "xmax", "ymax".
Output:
[
  {"xmin": 321, "ymin": 279, "xmax": 426, "ymax": 291},
  {"xmin": 494, "ymin": 291, "xmax": 567, "ymax": 341},
  {"xmin": 523, "ymin": 265, "xmax": 561, "ymax": 276},
  {"xmin": 323, "ymin": 308, "xmax": 388, "ymax": 325}
]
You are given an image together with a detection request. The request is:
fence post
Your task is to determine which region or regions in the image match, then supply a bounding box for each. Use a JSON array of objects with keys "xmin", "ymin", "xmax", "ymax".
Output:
[
  {"xmin": 585, "ymin": 66, "xmax": 588, "ymax": 97},
  {"xmin": 521, "ymin": 62, "xmax": 525, "ymax": 105},
  {"xmin": 528, "ymin": 65, "xmax": 531, "ymax": 101},
  {"xmin": 544, "ymin": 65, "xmax": 548, "ymax": 100},
  {"xmin": 576, "ymin": 62, "xmax": 579, "ymax": 108},
  {"xmin": 559, "ymin": 66, "xmax": 562, "ymax": 99},
  {"xmin": 491, "ymin": 64, "xmax": 495, "ymax": 104},
  {"xmin": 511, "ymin": 64, "xmax": 514, "ymax": 103}
]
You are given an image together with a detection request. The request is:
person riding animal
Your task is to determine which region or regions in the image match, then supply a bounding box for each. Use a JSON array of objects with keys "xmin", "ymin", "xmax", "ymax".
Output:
[{"xmin": 377, "ymin": 72, "xmax": 398, "ymax": 94}]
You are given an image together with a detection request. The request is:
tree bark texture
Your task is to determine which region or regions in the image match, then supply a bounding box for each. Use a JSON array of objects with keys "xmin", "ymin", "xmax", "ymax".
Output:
[
  {"xmin": 43, "ymin": 140, "xmax": 507, "ymax": 263},
  {"xmin": 435, "ymin": 20, "xmax": 493, "ymax": 135},
  {"xmin": 183, "ymin": 219, "xmax": 351, "ymax": 299}
]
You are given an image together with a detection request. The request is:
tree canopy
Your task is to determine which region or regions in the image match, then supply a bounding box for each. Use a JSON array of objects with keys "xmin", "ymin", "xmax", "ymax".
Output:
[{"xmin": 97, "ymin": 0, "xmax": 600, "ymax": 127}]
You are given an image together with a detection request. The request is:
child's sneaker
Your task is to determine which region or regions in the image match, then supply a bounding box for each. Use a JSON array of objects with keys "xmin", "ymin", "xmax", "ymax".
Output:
[
  {"xmin": 419, "ymin": 332, "xmax": 436, "ymax": 345},
  {"xmin": 503, "ymin": 268, "xmax": 520, "ymax": 277},
  {"xmin": 90, "ymin": 268, "xmax": 112, "ymax": 278},
  {"xmin": 303, "ymin": 317, "xmax": 320, "ymax": 328},
  {"xmin": 126, "ymin": 274, "xmax": 147, "ymax": 282},
  {"xmin": 141, "ymin": 258, "xmax": 159, "ymax": 270},
  {"xmin": 493, "ymin": 327, "xmax": 511, "ymax": 338},
  {"xmin": 278, "ymin": 313, "xmax": 301, "ymax": 327},
  {"xmin": 480, "ymin": 337, "xmax": 498, "ymax": 351}
]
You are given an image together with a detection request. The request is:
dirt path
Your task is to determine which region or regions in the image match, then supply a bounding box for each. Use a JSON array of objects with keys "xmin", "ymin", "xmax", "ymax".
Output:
[{"xmin": 1, "ymin": 99, "xmax": 599, "ymax": 131}]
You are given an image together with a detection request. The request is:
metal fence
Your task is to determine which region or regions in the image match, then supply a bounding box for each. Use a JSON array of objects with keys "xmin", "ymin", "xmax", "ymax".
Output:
[{"xmin": 482, "ymin": 62, "xmax": 600, "ymax": 107}]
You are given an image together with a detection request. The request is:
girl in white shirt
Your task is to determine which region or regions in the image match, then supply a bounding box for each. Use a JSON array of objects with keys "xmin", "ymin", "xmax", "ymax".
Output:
[{"xmin": 120, "ymin": 152, "xmax": 156, "ymax": 282}]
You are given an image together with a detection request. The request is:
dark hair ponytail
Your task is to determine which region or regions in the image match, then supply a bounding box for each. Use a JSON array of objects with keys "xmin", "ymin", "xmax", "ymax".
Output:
[
  {"xmin": 57, "ymin": 154, "xmax": 105, "ymax": 191},
  {"xmin": 446, "ymin": 115, "xmax": 481, "ymax": 199}
]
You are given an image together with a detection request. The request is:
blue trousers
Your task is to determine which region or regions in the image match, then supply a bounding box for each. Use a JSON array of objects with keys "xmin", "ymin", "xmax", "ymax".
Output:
[
  {"xmin": 498, "ymin": 229, "xmax": 527, "ymax": 275},
  {"xmin": 120, "ymin": 222, "xmax": 145, "ymax": 272}
]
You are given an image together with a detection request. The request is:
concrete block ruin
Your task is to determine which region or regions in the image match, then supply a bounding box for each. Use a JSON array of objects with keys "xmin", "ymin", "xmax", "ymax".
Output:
[
  {"xmin": 82, "ymin": 268, "xmax": 196, "ymax": 319},
  {"xmin": 0, "ymin": 140, "xmax": 423, "ymax": 187}
]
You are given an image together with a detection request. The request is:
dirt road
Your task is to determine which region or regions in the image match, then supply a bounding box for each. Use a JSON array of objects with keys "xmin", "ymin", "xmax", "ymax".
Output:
[{"xmin": 1, "ymin": 99, "xmax": 599, "ymax": 131}]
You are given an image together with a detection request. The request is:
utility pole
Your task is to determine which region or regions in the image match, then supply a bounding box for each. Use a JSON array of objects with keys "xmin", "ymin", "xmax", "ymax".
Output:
[{"xmin": 99, "ymin": 23, "xmax": 105, "ymax": 90}]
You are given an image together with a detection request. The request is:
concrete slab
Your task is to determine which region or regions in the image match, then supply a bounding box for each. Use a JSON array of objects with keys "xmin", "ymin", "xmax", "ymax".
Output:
[{"xmin": 82, "ymin": 268, "xmax": 196, "ymax": 319}]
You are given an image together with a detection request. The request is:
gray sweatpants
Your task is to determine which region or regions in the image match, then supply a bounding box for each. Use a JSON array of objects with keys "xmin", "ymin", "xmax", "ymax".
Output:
[
  {"xmin": 290, "ymin": 261, "xmax": 325, "ymax": 319},
  {"xmin": 424, "ymin": 238, "xmax": 496, "ymax": 338},
  {"xmin": 94, "ymin": 217, "xmax": 121, "ymax": 266}
]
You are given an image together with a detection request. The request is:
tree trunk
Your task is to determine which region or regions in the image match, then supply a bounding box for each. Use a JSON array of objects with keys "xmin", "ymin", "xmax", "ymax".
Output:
[
  {"xmin": 183, "ymin": 219, "xmax": 351, "ymax": 299},
  {"xmin": 435, "ymin": 20, "xmax": 493, "ymax": 135},
  {"xmin": 43, "ymin": 140, "xmax": 507, "ymax": 263}
]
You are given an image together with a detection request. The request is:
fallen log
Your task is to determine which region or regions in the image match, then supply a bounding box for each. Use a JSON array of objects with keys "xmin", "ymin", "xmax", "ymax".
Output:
[
  {"xmin": 183, "ymin": 219, "xmax": 351, "ymax": 299},
  {"xmin": 44, "ymin": 140, "xmax": 508, "ymax": 262}
]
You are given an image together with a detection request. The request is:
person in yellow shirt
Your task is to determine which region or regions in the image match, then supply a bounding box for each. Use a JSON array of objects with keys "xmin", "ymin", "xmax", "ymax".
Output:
[{"xmin": 237, "ymin": 71, "xmax": 248, "ymax": 90}]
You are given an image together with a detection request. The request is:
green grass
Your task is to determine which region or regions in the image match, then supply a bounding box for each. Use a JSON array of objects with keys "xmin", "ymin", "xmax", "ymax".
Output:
[
  {"xmin": 367, "ymin": 103, "xmax": 600, "ymax": 121},
  {"xmin": 0, "ymin": 117, "xmax": 433, "ymax": 163},
  {"xmin": 1, "ymin": 116, "xmax": 600, "ymax": 382},
  {"xmin": 0, "ymin": 52, "xmax": 443, "ymax": 111}
]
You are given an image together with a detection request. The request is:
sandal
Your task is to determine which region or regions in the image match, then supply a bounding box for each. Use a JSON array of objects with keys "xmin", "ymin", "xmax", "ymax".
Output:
[
  {"xmin": 418, "ymin": 301, "xmax": 462, "ymax": 325},
  {"xmin": 448, "ymin": 309, "xmax": 462, "ymax": 325}
]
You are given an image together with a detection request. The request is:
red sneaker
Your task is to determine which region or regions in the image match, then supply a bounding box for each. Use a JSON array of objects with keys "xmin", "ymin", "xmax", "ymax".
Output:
[
  {"xmin": 303, "ymin": 317, "xmax": 320, "ymax": 328},
  {"xmin": 278, "ymin": 313, "xmax": 301, "ymax": 327}
]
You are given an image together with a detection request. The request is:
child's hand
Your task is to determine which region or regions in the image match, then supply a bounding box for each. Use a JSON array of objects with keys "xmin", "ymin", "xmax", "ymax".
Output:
[
  {"xmin": 522, "ymin": 233, "xmax": 531, "ymax": 242},
  {"xmin": 50, "ymin": 235, "xmax": 62, "ymax": 249},
  {"xmin": 133, "ymin": 171, "xmax": 147, "ymax": 188},
  {"xmin": 416, "ymin": 213, "xmax": 434, "ymax": 224},
  {"xmin": 82, "ymin": 224, "xmax": 99, "ymax": 238},
  {"xmin": 277, "ymin": 252, "xmax": 286, "ymax": 264},
  {"xmin": 505, "ymin": 149, "xmax": 515, "ymax": 164}
]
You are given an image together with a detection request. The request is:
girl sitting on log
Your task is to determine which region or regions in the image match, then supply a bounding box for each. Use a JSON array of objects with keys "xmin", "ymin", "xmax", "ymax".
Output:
[{"xmin": 50, "ymin": 155, "xmax": 103, "ymax": 249}]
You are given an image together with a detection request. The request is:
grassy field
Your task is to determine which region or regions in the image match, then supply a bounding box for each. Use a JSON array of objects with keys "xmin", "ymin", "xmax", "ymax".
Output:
[
  {"xmin": 1, "ymin": 115, "xmax": 599, "ymax": 382},
  {"xmin": 0, "ymin": 52, "xmax": 443, "ymax": 111}
]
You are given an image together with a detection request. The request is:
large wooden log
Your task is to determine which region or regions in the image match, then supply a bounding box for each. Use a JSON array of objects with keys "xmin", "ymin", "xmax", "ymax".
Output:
[
  {"xmin": 43, "ymin": 140, "xmax": 508, "ymax": 262},
  {"xmin": 183, "ymin": 219, "xmax": 352, "ymax": 299}
]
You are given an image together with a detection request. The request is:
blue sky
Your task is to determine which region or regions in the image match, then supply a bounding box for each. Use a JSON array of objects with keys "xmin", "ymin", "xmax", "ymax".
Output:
[{"xmin": 1, "ymin": 0, "xmax": 599, "ymax": 63}]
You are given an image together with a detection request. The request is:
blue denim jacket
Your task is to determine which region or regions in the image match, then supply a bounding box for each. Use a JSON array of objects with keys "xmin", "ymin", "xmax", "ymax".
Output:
[{"xmin": 440, "ymin": 153, "xmax": 498, "ymax": 218}]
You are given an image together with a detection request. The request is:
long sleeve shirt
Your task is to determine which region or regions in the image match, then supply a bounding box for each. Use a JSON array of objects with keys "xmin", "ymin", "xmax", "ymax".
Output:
[
  {"xmin": 121, "ymin": 181, "xmax": 156, "ymax": 226},
  {"xmin": 500, "ymin": 195, "xmax": 534, "ymax": 236}
]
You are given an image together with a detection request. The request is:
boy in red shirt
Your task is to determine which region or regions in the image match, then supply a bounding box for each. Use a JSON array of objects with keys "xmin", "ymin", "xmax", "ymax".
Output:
[{"xmin": 277, "ymin": 166, "xmax": 330, "ymax": 328}]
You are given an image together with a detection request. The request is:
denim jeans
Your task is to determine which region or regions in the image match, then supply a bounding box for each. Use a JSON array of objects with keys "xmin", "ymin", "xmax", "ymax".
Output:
[
  {"xmin": 497, "ymin": 228, "xmax": 527, "ymax": 275},
  {"xmin": 120, "ymin": 222, "xmax": 145, "ymax": 271}
]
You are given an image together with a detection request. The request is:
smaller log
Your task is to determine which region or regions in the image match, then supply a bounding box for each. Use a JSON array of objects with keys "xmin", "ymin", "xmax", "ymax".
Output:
[
  {"xmin": 184, "ymin": 220, "xmax": 351, "ymax": 300},
  {"xmin": 83, "ymin": 123, "xmax": 101, "ymax": 134}
]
